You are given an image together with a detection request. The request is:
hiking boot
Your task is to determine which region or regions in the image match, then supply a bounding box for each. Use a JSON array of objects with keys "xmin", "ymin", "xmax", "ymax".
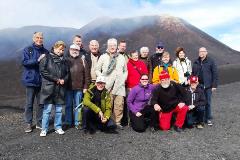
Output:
[
  {"xmin": 55, "ymin": 129, "xmax": 65, "ymax": 135},
  {"xmin": 197, "ymin": 124, "xmax": 204, "ymax": 129},
  {"xmin": 207, "ymin": 120, "xmax": 213, "ymax": 126},
  {"xmin": 174, "ymin": 126, "xmax": 183, "ymax": 132},
  {"xmin": 24, "ymin": 124, "xmax": 32, "ymax": 133},
  {"xmin": 104, "ymin": 129, "xmax": 119, "ymax": 134},
  {"xmin": 40, "ymin": 130, "xmax": 47, "ymax": 137}
]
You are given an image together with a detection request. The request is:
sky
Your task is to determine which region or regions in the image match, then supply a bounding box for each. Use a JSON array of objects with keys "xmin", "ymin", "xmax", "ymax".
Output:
[{"xmin": 0, "ymin": 0, "xmax": 239, "ymax": 51}]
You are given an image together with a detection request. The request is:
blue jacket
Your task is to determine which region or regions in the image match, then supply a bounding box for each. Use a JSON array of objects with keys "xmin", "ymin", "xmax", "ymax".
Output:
[
  {"xmin": 21, "ymin": 43, "xmax": 49, "ymax": 87},
  {"xmin": 192, "ymin": 56, "xmax": 218, "ymax": 89}
]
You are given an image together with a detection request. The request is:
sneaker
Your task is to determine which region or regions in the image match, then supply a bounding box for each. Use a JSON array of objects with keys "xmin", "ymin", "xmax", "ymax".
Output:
[
  {"xmin": 197, "ymin": 124, "xmax": 204, "ymax": 129},
  {"xmin": 174, "ymin": 126, "xmax": 183, "ymax": 132},
  {"xmin": 207, "ymin": 120, "xmax": 213, "ymax": 126},
  {"xmin": 40, "ymin": 130, "xmax": 47, "ymax": 137},
  {"xmin": 36, "ymin": 125, "xmax": 42, "ymax": 130},
  {"xmin": 116, "ymin": 124, "xmax": 124, "ymax": 130},
  {"xmin": 55, "ymin": 129, "xmax": 65, "ymax": 135},
  {"xmin": 24, "ymin": 124, "xmax": 32, "ymax": 133}
]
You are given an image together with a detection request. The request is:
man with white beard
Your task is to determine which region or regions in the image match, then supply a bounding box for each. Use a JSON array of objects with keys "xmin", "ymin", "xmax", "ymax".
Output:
[{"xmin": 151, "ymin": 70, "xmax": 189, "ymax": 132}]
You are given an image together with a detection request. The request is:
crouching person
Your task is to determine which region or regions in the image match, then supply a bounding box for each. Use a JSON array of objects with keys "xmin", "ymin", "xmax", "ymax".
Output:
[
  {"xmin": 151, "ymin": 70, "xmax": 188, "ymax": 132},
  {"xmin": 127, "ymin": 74, "xmax": 158, "ymax": 132},
  {"xmin": 82, "ymin": 76, "xmax": 117, "ymax": 134},
  {"xmin": 185, "ymin": 76, "xmax": 206, "ymax": 129},
  {"xmin": 39, "ymin": 41, "xmax": 69, "ymax": 137}
]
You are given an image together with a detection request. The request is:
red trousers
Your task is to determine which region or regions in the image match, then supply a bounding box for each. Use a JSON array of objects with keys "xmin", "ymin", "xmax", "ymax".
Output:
[{"xmin": 159, "ymin": 105, "xmax": 188, "ymax": 130}]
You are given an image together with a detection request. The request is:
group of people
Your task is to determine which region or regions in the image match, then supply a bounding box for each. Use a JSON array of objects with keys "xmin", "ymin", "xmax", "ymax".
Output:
[{"xmin": 21, "ymin": 32, "xmax": 218, "ymax": 137}]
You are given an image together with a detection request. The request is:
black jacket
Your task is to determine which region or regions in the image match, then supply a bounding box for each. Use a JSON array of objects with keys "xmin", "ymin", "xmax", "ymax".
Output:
[
  {"xmin": 192, "ymin": 56, "xmax": 218, "ymax": 89},
  {"xmin": 39, "ymin": 53, "xmax": 69, "ymax": 105},
  {"xmin": 151, "ymin": 82, "xmax": 187, "ymax": 112},
  {"xmin": 185, "ymin": 86, "xmax": 206, "ymax": 107},
  {"xmin": 84, "ymin": 51, "xmax": 101, "ymax": 71}
]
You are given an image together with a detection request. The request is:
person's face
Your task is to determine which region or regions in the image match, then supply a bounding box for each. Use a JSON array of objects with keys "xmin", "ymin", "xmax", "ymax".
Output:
[
  {"xmin": 140, "ymin": 75, "xmax": 149, "ymax": 86},
  {"xmin": 160, "ymin": 78, "xmax": 171, "ymax": 88},
  {"xmin": 118, "ymin": 42, "xmax": 126, "ymax": 52},
  {"xmin": 156, "ymin": 47, "xmax": 164, "ymax": 53},
  {"xmin": 96, "ymin": 82, "xmax": 105, "ymax": 90},
  {"xmin": 162, "ymin": 55, "xmax": 170, "ymax": 64},
  {"xmin": 73, "ymin": 37, "xmax": 82, "ymax": 48},
  {"xmin": 131, "ymin": 52, "xmax": 139, "ymax": 61},
  {"xmin": 69, "ymin": 48, "xmax": 80, "ymax": 58},
  {"xmin": 190, "ymin": 82, "xmax": 198, "ymax": 90},
  {"xmin": 108, "ymin": 43, "xmax": 117, "ymax": 54},
  {"xmin": 140, "ymin": 50, "xmax": 149, "ymax": 58},
  {"xmin": 54, "ymin": 46, "xmax": 65, "ymax": 56},
  {"xmin": 178, "ymin": 51, "xmax": 185, "ymax": 59},
  {"xmin": 33, "ymin": 33, "xmax": 43, "ymax": 46},
  {"xmin": 199, "ymin": 48, "xmax": 208, "ymax": 59},
  {"xmin": 89, "ymin": 42, "xmax": 99, "ymax": 54}
]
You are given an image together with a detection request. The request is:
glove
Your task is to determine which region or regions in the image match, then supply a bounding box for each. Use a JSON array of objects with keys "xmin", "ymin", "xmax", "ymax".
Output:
[{"xmin": 189, "ymin": 105, "xmax": 195, "ymax": 110}]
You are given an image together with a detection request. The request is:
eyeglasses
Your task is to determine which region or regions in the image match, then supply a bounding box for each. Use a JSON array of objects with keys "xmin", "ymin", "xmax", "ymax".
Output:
[{"xmin": 141, "ymin": 78, "xmax": 149, "ymax": 80}]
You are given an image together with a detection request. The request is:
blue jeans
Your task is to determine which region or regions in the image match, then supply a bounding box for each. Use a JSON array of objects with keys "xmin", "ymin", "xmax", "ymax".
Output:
[
  {"xmin": 65, "ymin": 90, "xmax": 83, "ymax": 126},
  {"xmin": 42, "ymin": 104, "xmax": 63, "ymax": 132},
  {"xmin": 204, "ymin": 88, "xmax": 212, "ymax": 121},
  {"xmin": 24, "ymin": 86, "xmax": 43, "ymax": 126}
]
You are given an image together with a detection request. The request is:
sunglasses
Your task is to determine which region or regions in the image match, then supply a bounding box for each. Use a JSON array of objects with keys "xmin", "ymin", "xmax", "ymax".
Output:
[
  {"xmin": 141, "ymin": 78, "xmax": 149, "ymax": 80},
  {"xmin": 157, "ymin": 46, "xmax": 164, "ymax": 49}
]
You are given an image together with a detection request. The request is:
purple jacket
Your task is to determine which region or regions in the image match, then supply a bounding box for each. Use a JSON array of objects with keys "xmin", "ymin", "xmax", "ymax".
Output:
[{"xmin": 127, "ymin": 83, "xmax": 155, "ymax": 114}]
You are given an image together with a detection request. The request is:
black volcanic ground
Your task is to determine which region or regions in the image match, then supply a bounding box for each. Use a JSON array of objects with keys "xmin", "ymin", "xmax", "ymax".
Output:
[{"xmin": 1, "ymin": 82, "xmax": 240, "ymax": 160}]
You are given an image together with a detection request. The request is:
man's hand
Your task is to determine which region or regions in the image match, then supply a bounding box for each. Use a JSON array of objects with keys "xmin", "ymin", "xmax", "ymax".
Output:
[
  {"xmin": 154, "ymin": 104, "xmax": 161, "ymax": 112},
  {"xmin": 188, "ymin": 105, "xmax": 195, "ymax": 110},
  {"xmin": 101, "ymin": 117, "xmax": 107, "ymax": 124},
  {"xmin": 98, "ymin": 111, "xmax": 104, "ymax": 121},
  {"xmin": 83, "ymin": 89, "xmax": 87, "ymax": 93},
  {"xmin": 178, "ymin": 102, "xmax": 185, "ymax": 109},
  {"xmin": 38, "ymin": 54, "xmax": 45, "ymax": 62},
  {"xmin": 136, "ymin": 112, "xmax": 142, "ymax": 117},
  {"xmin": 59, "ymin": 79, "xmax": 64, "ymax": 85},
  {"xmin": 212, "ymin": 88, "xmax": 217, "ymax": 92}
]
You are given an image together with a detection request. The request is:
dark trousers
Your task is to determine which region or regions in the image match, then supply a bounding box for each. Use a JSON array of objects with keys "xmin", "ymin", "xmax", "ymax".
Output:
[
  {"xmin": 24, "ymin": 86, "xmax": 43, "ymax": 126},
  {"xmin": 82, "ymin": 107, "xmax": 116, "ymax": 131},
  {"xmin": 185, "ymin": 106, "xmax": 205, "ymax": 126},
  {"xmin": 204, "ymin": 88, "xmax": 212, "ymax": 121},
  {"xmin": 129, "ymin": 105, "xmax": 158, "ymax": 132}
]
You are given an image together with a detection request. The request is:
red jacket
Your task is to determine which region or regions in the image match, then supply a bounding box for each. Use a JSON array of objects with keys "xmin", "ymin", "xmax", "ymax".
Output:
[{"xmin": 126, "ymin": 59, "xmax": 148, "ymax": 88}]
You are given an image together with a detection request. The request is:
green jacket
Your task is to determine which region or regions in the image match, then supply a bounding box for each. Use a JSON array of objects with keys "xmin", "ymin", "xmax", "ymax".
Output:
[{"xmin": 83, "ymin": 84, "xmax": 112, "ymax": 119}]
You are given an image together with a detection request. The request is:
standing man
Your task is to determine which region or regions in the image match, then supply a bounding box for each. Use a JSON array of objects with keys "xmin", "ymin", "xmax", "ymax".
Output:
[
  {"xmin": 149, "ymin": 41, "xmax": 166, "ymax": 83},
  {"xmin": 118, "ymin": 40, "xmax": 129, "ymax": 62},
  {"xmin": 85, "ymin": 40, "xmax": 101, "ymax": 82},
  {"xmin": 96, "ymin": 38, "xmax": 128, "ymax": 129},
  {"xmin": 21, "ymin": 32, "xmax": 48, "ymax": 133},
  {"xmin": 72, "ymin": 35, "xmax": 87, "ymax": 58},
  {"xmin": 192, "ymin": 47, "xmax": 218, "ymax": 126}
]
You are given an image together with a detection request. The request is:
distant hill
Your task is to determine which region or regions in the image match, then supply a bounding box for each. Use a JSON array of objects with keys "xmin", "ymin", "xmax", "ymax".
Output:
[{"xmin": 0, "ymin": 15, "xmax": 240, "ymax": 65}]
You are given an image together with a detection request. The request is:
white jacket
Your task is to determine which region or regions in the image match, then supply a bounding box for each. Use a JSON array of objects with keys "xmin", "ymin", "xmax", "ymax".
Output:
[
  {"xmin": 95, "ymin": 52, "xmax": 128, "ymax": 97},
  {"xmin": 173, "ymin": 57, "xmax": 192, "ymax": 85}
]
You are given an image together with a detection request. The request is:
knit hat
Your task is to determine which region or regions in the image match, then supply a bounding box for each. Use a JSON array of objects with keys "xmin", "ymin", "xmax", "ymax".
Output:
[
  {"xmin": 189, "ymin": 76, "xmax": 198, "ymax": 84},
  {"xmin": 159, "ymin": 70, "xmax": 170, "ymax": 80}
]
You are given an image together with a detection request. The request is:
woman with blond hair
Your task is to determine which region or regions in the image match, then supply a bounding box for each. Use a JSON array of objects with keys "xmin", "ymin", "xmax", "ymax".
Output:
[{"xmin": 39, "ymin": 41, "xmax": 69, "ymax": 137}]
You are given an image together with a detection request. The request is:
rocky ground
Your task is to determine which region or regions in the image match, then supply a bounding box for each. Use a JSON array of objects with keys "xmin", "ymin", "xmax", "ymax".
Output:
[{"xmin": 1, "ymin": 82, "xmax": 240, "ymax": 160}]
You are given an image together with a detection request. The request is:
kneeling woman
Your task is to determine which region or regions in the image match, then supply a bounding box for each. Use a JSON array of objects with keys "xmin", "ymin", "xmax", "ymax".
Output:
[
  {"xmin": 127, "ymin": 74, "xmax": 158, "ymax": 132},
  {"xmin": 39, "ymin": 41, "xmax": 69, "ymax": 137}
]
